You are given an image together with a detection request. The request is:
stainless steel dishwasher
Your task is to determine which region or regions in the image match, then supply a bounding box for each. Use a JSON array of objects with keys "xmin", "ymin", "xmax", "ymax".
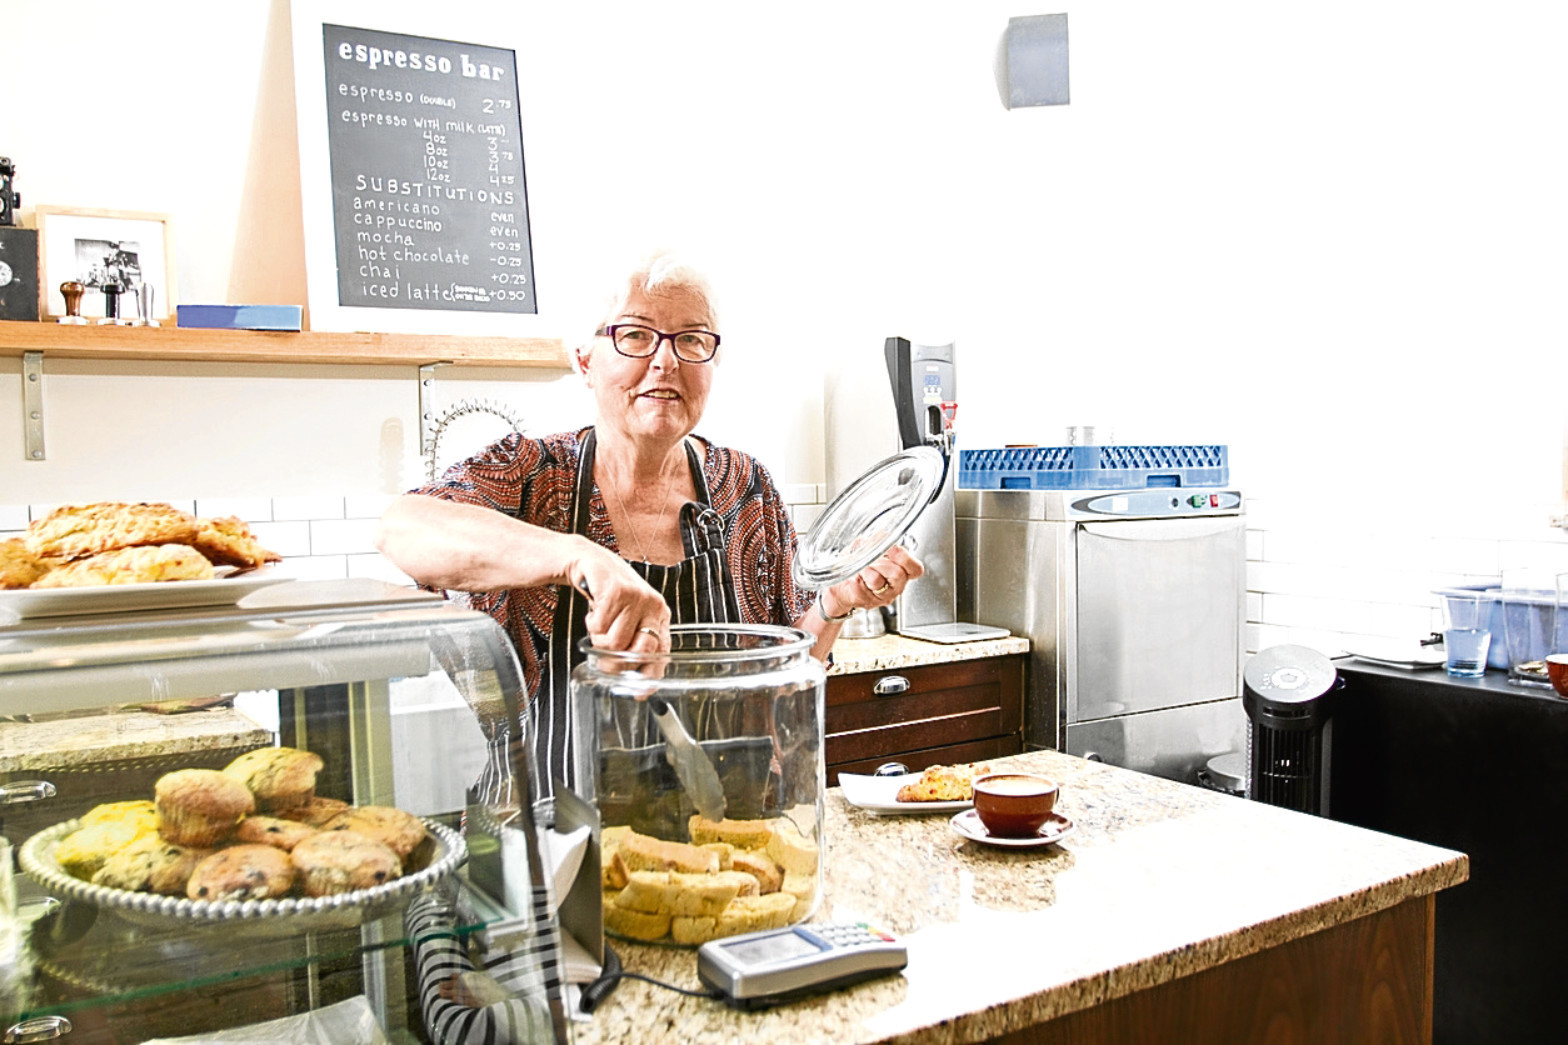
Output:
[{"xmin": 955, "ymin": 484, "xmax": 1246, "ymax": 783}]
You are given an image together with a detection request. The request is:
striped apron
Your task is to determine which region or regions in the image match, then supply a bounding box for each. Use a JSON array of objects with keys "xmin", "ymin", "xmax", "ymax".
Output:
[{"xmin": 526, "ymin": 427, "xmax": 739, "ymax": 803}]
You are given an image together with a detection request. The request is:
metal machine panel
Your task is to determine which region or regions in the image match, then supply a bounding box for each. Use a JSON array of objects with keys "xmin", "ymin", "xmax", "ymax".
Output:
[
  {"xmin": 1064, "ymin": 698, "xmax": 1248, "ymax": 784},
  {"xmin": 1073, "ymin": 517, "xmax": 1245, "ymax": 721}
]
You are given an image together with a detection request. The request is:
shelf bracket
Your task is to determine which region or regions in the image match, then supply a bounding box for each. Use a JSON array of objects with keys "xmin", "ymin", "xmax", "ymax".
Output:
[
  {"xmin": 418, "ymin": 362, "xmax": 449, "ymax": 458},
  {"xmin": 22, "ymin": 350, "xmax": 44, "ymax": 461}
]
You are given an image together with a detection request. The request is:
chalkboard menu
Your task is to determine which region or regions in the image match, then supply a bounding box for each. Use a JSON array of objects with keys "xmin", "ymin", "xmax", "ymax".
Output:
[{"xmin": 320, "ymin": 24, "xmax": 535, "ymax": 314}]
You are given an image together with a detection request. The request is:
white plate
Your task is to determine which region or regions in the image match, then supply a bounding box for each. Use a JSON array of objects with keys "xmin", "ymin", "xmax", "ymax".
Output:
[
  {"xmin": 1342, "ymin": 638, "xmax": 1445, "ymax": 670},
  {"xmin": 0, "ymin": 567, "xmax": 290, "ymax": 621},
  {"xmin": 950, "ymin": 808, "xmax": 1075, "ymax": 849},
  {"xmin": 837, "ymin": 773, "xmax": 972, "ymax": 815}
]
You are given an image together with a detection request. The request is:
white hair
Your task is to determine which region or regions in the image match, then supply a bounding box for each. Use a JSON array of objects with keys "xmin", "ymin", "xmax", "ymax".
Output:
[{"xmin": 580, "ymin": 248, "xmax": 722, "ymax": 355}]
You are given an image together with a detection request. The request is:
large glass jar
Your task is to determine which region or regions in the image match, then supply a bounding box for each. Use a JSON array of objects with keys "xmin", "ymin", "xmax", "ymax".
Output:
[{"xmin": 572, "ymin": 624, "xmax": 825, "ymax": 947}]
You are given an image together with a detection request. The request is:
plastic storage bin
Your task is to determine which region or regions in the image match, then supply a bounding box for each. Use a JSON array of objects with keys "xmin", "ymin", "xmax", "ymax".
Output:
[{"xmin": 959, "ymin": 445, "xmax": 1229, "ymax": 491}]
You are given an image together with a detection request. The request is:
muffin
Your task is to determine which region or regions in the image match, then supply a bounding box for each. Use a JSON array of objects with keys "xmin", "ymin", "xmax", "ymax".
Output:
[
  {"xmin": 186, "ymin": 844, "xmax": 297, "ymax": 901},
  {"xmin": 221, "ymin": 747, "xmax": 324, "ymax": 814},
  {"xmin": 290, "ymin": 830, "xmax": 402, "ymax": 897},
  {"xmin": 55, "ymin": 817, "xmax": 159, "ymax": 881},
  {"xmin": 321, "ymin": 805, "xmax": 427, "ymax": 859},
  {"xmin": 234, "ymin": 815, "xmax": 318, "ymax": 852},
  {"xmin": 79, "ymin": 799, "xmax": 160, "ymax": 832},
  {"xmin": 275, "ymin": 796, "xmax": 350, "ymax": 828},
  {"xmin": 91, "ymin": 834, "xmax": 213, "ymax": 896},
  {"xmin": 154, "ymin": 768, "xmax": 255, "ymax": 847}
]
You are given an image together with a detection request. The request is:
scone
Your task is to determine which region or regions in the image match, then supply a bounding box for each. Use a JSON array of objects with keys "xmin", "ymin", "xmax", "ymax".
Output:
[
  {"xmin": 155, "ymin": 768, "xmax": 255, "ymax": 847},
  {"xmin": 92, "ymin": 834, "xmax": 213, "ymax": 896},
  {"xmin": 25, "ymin": 501, "xmax": 201, "ymax": 560},
  {"xmin": 31, "ymin": 544, "xmax": 215, "ymax": 588},
  {"xmin": 221, "ymin": 747, "xmax": 324, "ymax": 814},
  {"xmin": 320, "ymin": 805, "xmax": 426, "ymax": 859},
  {"xmin": 186, "ymin": 844, "xmax": 297, "ymax": 901},
  {"xmin": 78, "ymin": 799, "xmax": 160, "ymax": 833},
  {"xmin": 275, "ymin": 795, "xmax": 350, "ymax": 828},
  {"xmin": 55, "ymin": 817, "xmax": 159, "ymax": 881},
  {"xmin": 290, "ymin": 830, "xmax": 402, "ymax": 897},
  {"xmin": 234, "ymin": 815, "xmax": 318, "ymax": 852},
  {"xmin": 192, "ymin": 516, "xmax": 281, "ymax": 570},
  {"xmin": 894, "ymin": 762, "xmax": 992, "ymax": 803},
  {"xmin": 0, "ymin": 537, "xmax": 48, "ymax": 588}
]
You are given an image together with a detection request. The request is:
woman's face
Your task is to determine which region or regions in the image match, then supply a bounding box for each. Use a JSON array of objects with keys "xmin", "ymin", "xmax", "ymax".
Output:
[{"xmin": 582, "ymin": 285, "xmax": 716, "ymax": 448}]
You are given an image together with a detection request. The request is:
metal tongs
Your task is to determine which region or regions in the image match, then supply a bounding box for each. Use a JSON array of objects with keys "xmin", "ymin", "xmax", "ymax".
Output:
[
  {"xmin": 576, "ymin": 575, "xmax": 727, "ymax": 822},
  {"xmin": 647, "ymin": 696, "xmax": 727, "ymax": 823}
]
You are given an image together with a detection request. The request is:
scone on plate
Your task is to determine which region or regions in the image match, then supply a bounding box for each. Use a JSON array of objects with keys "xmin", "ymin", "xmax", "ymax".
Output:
[
  {"xmin": 221, "ymin": 747, "xmax": 324, "ymax": 814},
  {"xmin": 320, "ymin": 805, "xmax": 426, "ymax": 858},
  {"xmin": 155, "ymin": 768, "xmax": 255, "ymax": 847},
  {"xmin": 24, "ymin": 501, "xmax": 201, "ymax": 560},
  {"xmin": 0, "ymin": 537, "xmax": 48, "ymax": 589},
  {"xmin": 290, "ymin": 830, "xmax": 402, "ymax": 897},
  {"xmin": 894, "ymin": 762, "xmax": 993, "ymax": 803},
  {"xmin": 31, "ymin": 544, "xmax": 215, "ymax": 588},
  {"xmin": 234, "ymin": 815, "xmax": 318, "ymax": 852},
  {"xmin": 92, "ymin": 834, "xmax": 213, "ymax": 896},
  {"xmin": 55, "ymin": 817, "xmax": 160, "ymax": 881},
  {"xmin": 186, "ymin": 844, "xmax": 297, "ymax": 901},
  {"xmin": 192, "ymin": 516, "xmax": 281, "ymax": 570}
]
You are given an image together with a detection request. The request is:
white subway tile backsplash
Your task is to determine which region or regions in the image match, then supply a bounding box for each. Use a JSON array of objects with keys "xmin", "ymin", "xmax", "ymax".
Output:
[
  {"xmin": 1260, "ymin": 592, "xmax": 1370, "ymax": 635},
  {"xmin": 272, "ymin": 495, "xmax": 345, "ymax": 522},
  {"xmin": 194, "ymin": 497, "xmax": 273, "ymax": 522},
  {"xmin": 791, "ymin": 505, "xmax": 823, "ymax": 532},
  {"xmin": 270, "ymin": 555, "xmax": 348, "ymax": 581},
  {"xmin": 0, "ymin": 505, "xmax": 29, "ymax": 530},
  {"xmin": 1245, "ymin": 529, "xmax": 1264, "ymax": 561},
  {"xmin": 781, "ymin": 484, "xmax": 825, "ymax": 506},
  {"xmin": 251, "ymin": 521, "xmax": 311, "ymax": 557},
  {"xmin": 309, "ymin": 518, "xmax": 380, "ymax": 556}
]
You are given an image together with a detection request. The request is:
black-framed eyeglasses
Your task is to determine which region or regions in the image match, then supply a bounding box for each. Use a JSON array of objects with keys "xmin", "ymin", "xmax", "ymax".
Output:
[{"xmin": 597, "ymin": 324, "xmax": 721, "ymax": 363}]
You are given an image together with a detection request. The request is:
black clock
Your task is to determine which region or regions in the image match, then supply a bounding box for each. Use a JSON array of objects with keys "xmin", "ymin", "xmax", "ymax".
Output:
[{"xmin": 0, "ymin": 156, "xmax": 17, "ymax": 227}]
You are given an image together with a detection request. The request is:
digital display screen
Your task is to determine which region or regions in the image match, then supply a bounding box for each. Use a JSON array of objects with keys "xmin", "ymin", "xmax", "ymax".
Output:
[{"xmin": 722, "ymin": 929, "xmax": 823, "ymax": 967}]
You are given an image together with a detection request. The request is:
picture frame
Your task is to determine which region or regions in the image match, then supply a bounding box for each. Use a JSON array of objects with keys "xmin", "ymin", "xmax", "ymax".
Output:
[{"xmin": 32, "ymin": 206, "xmax": 176, "ymax": 322}]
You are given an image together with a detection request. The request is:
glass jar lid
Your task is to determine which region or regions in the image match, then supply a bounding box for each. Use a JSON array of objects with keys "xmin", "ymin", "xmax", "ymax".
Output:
[{"xmin": 793, "ymin": 445, "xmax": 945, "ymax": 590}]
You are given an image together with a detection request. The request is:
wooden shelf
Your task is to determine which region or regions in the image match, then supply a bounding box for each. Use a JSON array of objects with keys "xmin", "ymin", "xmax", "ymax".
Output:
[{"xmin": 0, "ymin": 319, "xmax": 569, "ymax": 369}]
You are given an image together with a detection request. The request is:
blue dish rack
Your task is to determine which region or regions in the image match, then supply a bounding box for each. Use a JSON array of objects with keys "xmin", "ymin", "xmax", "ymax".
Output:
[{"xmin": 958, "ymin": 445, "xmax": 1229, "ymax": 490}]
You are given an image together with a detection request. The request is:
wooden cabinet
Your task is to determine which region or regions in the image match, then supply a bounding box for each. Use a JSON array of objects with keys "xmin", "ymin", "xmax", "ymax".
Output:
[{"xmin": 824, "ymin": 653, "xmax": 1025, "ymax": 784}]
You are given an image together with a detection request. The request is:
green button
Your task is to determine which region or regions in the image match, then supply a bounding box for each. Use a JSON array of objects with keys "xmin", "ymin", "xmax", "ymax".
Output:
[{"xmin": 1188, "ymin": 495, "xmax": 1205, "ymax": 507}]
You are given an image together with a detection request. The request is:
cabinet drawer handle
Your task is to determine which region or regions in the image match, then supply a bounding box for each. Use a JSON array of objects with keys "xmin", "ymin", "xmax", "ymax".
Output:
[
  {"xmin": 6, "ymin": 1015, "xmax": 73, "ymax": 1042},
  {"xmin": 872, "ymin": 675, "xmax": 910, "ymax": 696},
  {"xmin": 0, "ymin": 780, "xmax": 57, "ymax": 806}
]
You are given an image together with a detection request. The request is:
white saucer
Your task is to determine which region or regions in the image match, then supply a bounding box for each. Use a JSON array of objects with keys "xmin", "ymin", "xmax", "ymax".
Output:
[{"xmin": 949, "ymin": 808, "xmax": 1074, "ymax": 849}]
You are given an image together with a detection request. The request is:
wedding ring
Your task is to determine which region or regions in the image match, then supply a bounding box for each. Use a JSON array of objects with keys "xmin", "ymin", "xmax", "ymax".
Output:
[
  {"xmin": 637, "ymin": 627, "xmax": 661, "ymax": 639},
  {"xmin": 870, "ymin": 581, "xmax": 891, "ymax": 596}
]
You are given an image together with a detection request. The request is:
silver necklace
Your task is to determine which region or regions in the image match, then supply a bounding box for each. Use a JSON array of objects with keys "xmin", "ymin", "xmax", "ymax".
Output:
[{"xmin": 601, "ymin": 450, "xmax": 682, "ymax": 565}]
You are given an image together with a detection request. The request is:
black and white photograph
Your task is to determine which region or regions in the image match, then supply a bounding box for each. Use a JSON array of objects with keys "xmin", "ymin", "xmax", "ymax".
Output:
[{"xmin": 33, "ymin": 206, "xmax": 175, "ymax": 321}]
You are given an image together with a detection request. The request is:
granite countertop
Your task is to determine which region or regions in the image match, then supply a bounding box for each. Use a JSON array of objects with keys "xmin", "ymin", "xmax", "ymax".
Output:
[
  {"xmin": 576, "ymin": 749, "xmax": 1468, "ymax": 1045},
  {"xmin": 0, "ymin": 707, "xmax": 271, "ymax": 772},
  {"xmin": 828, "ymin": 633, "xmax": 1030, "ymax": 676}
]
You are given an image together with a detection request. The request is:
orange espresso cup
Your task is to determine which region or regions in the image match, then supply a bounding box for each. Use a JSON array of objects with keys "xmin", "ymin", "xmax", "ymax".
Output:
[{"xmin": 972, "ymin": 773, "xmax": 1060, "ymax": 838}]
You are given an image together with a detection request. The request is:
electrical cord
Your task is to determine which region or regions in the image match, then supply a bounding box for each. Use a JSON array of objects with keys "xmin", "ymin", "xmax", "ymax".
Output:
[{"xmin": 579, "ymin": 943, "xmax": 724, "ymax": 1012}]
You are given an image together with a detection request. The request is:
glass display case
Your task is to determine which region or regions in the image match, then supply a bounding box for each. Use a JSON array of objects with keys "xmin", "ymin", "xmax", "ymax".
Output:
[{"xmin": 0, "ymin": 580, "xmax": 576, "ymax": 1045}]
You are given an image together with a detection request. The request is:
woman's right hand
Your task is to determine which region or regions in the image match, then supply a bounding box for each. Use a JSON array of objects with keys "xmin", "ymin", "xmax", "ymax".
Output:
[{"xmin": 566, "ymin": 538, "xmax": 671, "ymax": 655}]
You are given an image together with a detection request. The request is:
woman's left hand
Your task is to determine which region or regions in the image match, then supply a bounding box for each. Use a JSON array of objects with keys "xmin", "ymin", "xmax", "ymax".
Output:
[{"xmin": 821, "ymin": 543, "xmax": 924, "ymax": 619}]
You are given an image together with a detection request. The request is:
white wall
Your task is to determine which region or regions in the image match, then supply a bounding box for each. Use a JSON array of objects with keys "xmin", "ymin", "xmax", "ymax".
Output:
[{"xmin": 2, "ymin": 1, "xmax": 1566, "ymax": 658}]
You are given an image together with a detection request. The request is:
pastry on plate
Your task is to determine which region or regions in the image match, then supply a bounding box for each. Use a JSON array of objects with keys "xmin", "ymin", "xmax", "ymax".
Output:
[
  {"xmin": 192, "ymin": 515, "xmax": 281, "ymax": 571},
  {"xmin": 290, "ymin": 830, "xmax": 402, "ymax": 897},
  {"xmin": 894, "ymin": 762, "xmax": 993, "ymax": 803},
  {"xmin": 30, "ymin": 544, "xmax": 215, "ymax": 588},
  {"xmin": 92, "ymin": 834, "xmax": 213, "ymax": 896},
  {"xmin": 234, "ymin": 815, "xmax": 319, "ymax": 852},
  {"xmin": 321, "ymin": 804, "xmax": 427, "ymax": 859},
  {"xmin": 221, "ymin": 747, "xmax": 324, "ymax": 814},
  {"xmin": 24, "ymin": 501, "xmax": 201, "ymax": 560},
  {"xmin": 155, "ymin": 768, "xmax": 255, "ymax": 847},
  {"xmin": 0, "ymin": 537, "xmax": 49, "ymax": 589},
  {"xmin": 186, "ymin": 844, "xmax": 297, "ymax": 901}
]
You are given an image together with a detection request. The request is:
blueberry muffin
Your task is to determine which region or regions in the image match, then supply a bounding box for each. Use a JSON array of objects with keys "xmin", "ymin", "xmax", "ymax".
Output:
[
  {"xmin": 290, "ymin": 830, "xmax": 402, "ymax": 897},
  {"xmin": 220, "ymin": 747, "xmax": 324, "ymax": 814},
  {"xmin": 322, "ymin": 805, "xmax": 427, "ymax": 859},
  {"xmin": 186, "ymin": 844, "xmax": 297, "ymax": 901},
  {"xmin": 275, "ymin": 795, "xmax": 350, "ymax": 828},
  {"xmin": 92, "ymin": 834, "xmax": 213, "ymax": 896},
  {"xmin": 234, "ymin": 815, "xmax": 317, "ymax": 852},
  {"xmin": 154, "ymin": 768, "xmax": 255, "ymax": 847}
]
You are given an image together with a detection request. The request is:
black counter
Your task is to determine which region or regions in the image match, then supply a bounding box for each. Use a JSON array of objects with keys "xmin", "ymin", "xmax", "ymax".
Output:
[{"xmin": 1328, "ymin": 659, "xmax": 1568, "ymax": 1045}]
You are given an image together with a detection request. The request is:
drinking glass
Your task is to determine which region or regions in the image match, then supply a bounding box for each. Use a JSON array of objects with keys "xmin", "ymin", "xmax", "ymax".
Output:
[
  {"xmin": 1501, "ymin": 568, "xmax": 1554, "ymax": 687},
  {"xmin": 1442, "ymin": 592, "xmax": 1492, "ymax": 678}
]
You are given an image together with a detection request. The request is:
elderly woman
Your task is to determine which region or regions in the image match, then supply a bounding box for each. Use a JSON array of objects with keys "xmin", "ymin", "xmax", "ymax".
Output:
[{"xmin": 376, "ymin": 250, "xmax": 921, "ymax": 796}]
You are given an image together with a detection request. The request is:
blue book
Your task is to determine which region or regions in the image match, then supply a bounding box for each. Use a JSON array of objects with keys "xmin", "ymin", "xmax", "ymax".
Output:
[{"xmin": 176, "ymin": 304, "xmax": 304, "ymax": 331}]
